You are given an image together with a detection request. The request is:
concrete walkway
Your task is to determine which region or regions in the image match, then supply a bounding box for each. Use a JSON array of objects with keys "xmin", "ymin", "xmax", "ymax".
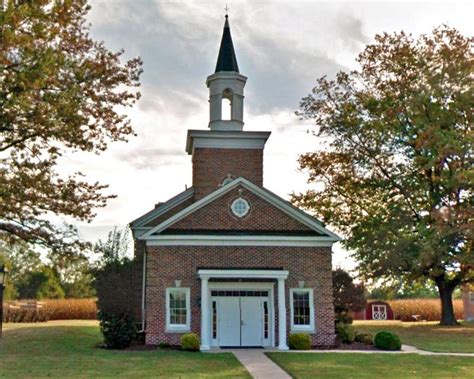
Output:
[
  {"xmin": 270, "ymin": 344, "xmax": 474, "ymax": 357},
  {"xmin": 231, "ymin": 349, "xmax": 291, "ymax": 379}
]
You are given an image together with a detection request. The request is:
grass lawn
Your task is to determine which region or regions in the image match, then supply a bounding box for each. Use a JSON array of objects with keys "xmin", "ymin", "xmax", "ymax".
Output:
[
  {"xmin": 0, "ymin": 321, "xmax": 250, "ymax": 378},
  {"xmin": 267, "ymin": 352, "xmax": 474, "ymax": 379},
  {"xmin": 354, "ymin": 320, "xmax": 474, "ymax": 353}
]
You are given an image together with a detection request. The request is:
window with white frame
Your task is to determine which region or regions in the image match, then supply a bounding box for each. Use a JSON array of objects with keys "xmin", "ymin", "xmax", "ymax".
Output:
[
  {"xmin": 290, "ymin": 288, "xmax": 315, "ymax": 332},
  {"xmin": 166, "ymin": 287, "xmax": 191, "ymax": 332}
]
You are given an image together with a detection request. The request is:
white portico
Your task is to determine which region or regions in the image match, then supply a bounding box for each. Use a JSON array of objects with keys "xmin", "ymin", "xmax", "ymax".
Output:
[{"xmin": 198, "ymin": 269, "xmax": 289, "ymax": 351}]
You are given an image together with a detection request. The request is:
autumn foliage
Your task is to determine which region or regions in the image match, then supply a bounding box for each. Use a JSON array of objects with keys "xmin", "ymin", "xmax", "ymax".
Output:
[
  {"xmin": 1, "ymin": 0, "xmax": 142, "ymax": 253},
  {"xmin": 294, "ymin": 25, "xmax": 473, "ymax": 325}
]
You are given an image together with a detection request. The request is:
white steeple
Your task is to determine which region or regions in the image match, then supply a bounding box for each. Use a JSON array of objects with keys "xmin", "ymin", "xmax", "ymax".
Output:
[{"xmin": 206, "ymin": 15, "xmax": 247, "ymax": 131}]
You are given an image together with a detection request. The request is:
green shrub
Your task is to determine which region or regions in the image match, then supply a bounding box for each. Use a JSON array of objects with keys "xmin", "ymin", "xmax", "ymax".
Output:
[
  {"xmin": 335, "ymin": 322, "xmax": 355, "ymax": 343},
  {"xmin": 98, "ymin": 311, "xmax": 137, "ymax": 349},
  {"xmin": 158, "ymin": 342, "xmax": 171, "ymax": 349},
  {"xmin": 374, "ymin": 331, "xmax": 401, "ymax": 351},
  {"xmin": 289, "ymin": 333, "xmax": 311, "ymax": 350},
  {"xmin": 181, "ymin": 333, "xmax": 200, "ymax": 351},
  {"xmin": 354, "ymin": 332, "xmax": 373, "ymax": 344}
]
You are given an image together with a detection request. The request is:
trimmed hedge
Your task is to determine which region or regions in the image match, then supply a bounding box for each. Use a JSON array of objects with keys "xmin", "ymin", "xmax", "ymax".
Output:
[
  {"xmin": 374, "ymin": 331, "xmax": 401, "ymax": 351},
  {"xmin": 289, "ymin": 333, "xmax": 311, "ymax": 350},
  {"xmin": 181, "ymin": 333, "xmax": 200, "ymax": 351}
]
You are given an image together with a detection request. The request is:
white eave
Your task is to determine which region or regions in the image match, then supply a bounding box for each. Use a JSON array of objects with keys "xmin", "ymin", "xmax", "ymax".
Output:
[
  {"xmin": 129, "ymin": 187, "xmax": 194, "ymax": 229},
  {"xmin": 186, "ymin": 130, "xmax": 271, "ymax": 155}
]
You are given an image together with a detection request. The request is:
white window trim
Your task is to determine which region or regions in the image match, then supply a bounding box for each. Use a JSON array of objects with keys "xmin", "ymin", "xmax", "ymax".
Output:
[
  {"xmin": 166, "ymin": 287, "xmax": 191, "ymax": 333},
  {"xmin": 231, "ymin": 197, "xmax": 250, "ymax": 218},
  {"xmin": 290, "ymin": 288, "xmax": 315, "ymax": 332}
]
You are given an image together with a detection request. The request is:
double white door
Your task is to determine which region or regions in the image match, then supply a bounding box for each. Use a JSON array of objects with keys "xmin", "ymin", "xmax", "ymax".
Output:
[{"xmin": 217, "ymin": 297, "xmax": 264, "ymax": 347}]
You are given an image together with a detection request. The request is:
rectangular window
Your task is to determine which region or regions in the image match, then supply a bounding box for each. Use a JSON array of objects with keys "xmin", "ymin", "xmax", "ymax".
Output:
[
  {"xmin": 263, "ymin": 301, "xmax": 269, "ymax": 339},
  {"xmin": 212, "ymin": 301, "xmax": 217, "ymax": 339},
  {"xmin": 290, "ymin": 288, "xmax": 315, "ymax": 332},
  {"xmin": 166, "ymin": 287, "xmax": 190, "ymax": 332}
]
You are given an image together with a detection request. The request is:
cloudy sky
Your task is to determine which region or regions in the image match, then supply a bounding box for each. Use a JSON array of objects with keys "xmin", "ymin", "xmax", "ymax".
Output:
[{"xmin": 71, "ymin": 0, "xmax": 473, "ymax": 268}]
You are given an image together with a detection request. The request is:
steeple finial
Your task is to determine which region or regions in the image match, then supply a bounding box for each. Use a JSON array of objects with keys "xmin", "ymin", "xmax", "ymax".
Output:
[
  {"xmin": 224, "ymin": 4, "xmax": 229, "ymax": 17},
  {"xmin": 215, "ymin": 12, "xmax": 239, "ymax": 73}
]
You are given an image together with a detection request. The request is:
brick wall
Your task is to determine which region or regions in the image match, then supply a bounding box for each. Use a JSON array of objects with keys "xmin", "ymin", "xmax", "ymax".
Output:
[
  {"xmin": 169, "ymin": 186, "xmax": 314, "ymax": 232},
  {"xmin": 144, "ymin": 246, "xmax": 335, "ymax": 347},
  {"xmin": 192, "ymin": 148, "xmax": 263, "ymax": 200}
]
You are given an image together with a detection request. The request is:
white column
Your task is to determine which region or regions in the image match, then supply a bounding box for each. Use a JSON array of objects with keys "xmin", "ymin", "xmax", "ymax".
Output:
[
  {"xmin": 277, "ymin": 277, "xmax": 289, "ymax": 350},
  {"xmin": 200, "ymin": 277, "xmax": 211, "ymax": 351}
]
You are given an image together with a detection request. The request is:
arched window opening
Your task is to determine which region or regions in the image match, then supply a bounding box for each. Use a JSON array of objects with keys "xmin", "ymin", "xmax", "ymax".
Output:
[{"xmin": 221, "ymin": 98, "xmax": 232, "ymax": 120}]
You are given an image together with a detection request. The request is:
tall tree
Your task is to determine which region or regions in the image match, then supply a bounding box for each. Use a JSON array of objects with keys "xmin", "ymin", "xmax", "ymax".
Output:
[
  {"xmin": 93, "ymin": 227, "xmax": 130, "ymax": 267},
  {"xmin": 332, "ymin": 269, "xmax": 366, "ymax": 323},
  {"xmin": 0, "ymin": 1, "xmax": 142, "ymax": 254},
  {"xmin": 293, "ymin": 26, "xmax": 473, "ymax": 325}
]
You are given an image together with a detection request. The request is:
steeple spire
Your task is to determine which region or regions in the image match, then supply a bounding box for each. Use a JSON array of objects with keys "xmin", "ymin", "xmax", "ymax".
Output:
[{"xmin": 215, "ymin": 15, "xmax": 239, "ymax": 73}]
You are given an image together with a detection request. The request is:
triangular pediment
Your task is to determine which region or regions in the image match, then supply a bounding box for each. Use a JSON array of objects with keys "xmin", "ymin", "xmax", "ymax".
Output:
[{"xmin": 140, "ymin": 177, "xmax": 339, "ymax": 241}]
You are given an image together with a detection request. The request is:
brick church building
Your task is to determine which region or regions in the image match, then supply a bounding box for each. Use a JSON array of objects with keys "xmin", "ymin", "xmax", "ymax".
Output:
[{"xmin": 130, "ymin": 15, "xmax": 339, "ymax": 350}]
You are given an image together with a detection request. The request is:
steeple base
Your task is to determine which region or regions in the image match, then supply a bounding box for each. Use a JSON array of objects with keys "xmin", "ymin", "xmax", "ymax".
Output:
[{"xmin": 209, "ymin": 120, "xmax": 244, "ymax": 131}]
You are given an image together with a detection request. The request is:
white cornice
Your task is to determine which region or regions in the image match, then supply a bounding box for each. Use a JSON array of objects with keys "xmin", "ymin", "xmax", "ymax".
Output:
[
  {"xmin": 186, "ymin": 130, "xmax": 271, "ymax": 155},
  {"xmin": 145, "ymin": 234, "xmax": 335, "ymax": 247},
  {"xmin": 198, "ymin": 269, "xmax": 289, "ymax": 280}
]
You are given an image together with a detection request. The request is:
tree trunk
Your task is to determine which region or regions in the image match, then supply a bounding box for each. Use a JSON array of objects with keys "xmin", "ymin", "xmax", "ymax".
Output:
[{"xmin": 436, "ymin": 281, "xmax": 459, "ymax": 326}]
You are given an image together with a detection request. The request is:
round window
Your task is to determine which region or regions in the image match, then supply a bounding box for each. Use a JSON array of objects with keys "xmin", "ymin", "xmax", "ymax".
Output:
[{"xmin": 231, "ymin": 198, "xmax": 250, "ymax": 218}]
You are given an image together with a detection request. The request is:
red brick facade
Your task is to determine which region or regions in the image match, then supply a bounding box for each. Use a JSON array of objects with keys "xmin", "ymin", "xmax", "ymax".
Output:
[
  {"xmin": 144, "ymin": 246, "xmax": 336, "ymax": 347},
  {"xmin": 192, "ymin": 148, "xmax": 263, "ymax": 200}
]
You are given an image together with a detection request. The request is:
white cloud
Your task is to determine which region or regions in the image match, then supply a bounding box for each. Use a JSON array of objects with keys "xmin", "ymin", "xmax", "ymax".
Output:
[{"xmin": 68, "ymin": 0, "xmax": 474, "ymax": 271}]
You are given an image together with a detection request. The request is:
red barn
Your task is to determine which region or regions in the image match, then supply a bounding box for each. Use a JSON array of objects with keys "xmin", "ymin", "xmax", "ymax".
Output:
[{"xmin": 353, "ymin": 301, "xmax": 394, "ymax": 320}]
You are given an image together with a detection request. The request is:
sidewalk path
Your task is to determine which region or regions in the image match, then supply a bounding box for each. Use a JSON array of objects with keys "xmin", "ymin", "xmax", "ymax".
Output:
[
  {"xmin": 231, "ymin": 349, "xmax": 291, "ymax": 379},
  {"xmin": 274, "ymin": 345, "xmax": 474, "ymax": 357}
]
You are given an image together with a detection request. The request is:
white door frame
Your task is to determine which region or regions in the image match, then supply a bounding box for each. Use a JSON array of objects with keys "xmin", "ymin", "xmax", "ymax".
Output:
[
  {"xmin": 198, "ymin": 269, "xmax": 289, "ymax": 351},
  {"xmin": 209, "ymin": 282, "xmax": 275, "ymax": 348}
]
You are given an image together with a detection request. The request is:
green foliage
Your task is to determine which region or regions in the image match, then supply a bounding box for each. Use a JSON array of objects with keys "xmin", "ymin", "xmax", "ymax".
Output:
[
  {"xmin": 93, "ymin": 230, "xmax": 136, "ymax": 349},
  {"xmin": 354, "ymin": 332, "xmax": 373, "ymax": 344},
  {"xmin": 374, "ymin": 331, "xmax": 402, "ymax": 351},
  {"xmin": 180, "ymin": 333, "xmax": 200, "ymax": 351},
  {"xmin": 335, "ymin": 323, "xmax": 356, "ymax": 343},
  {"xmin": 158, "ymin": 342, "xmax": 172, "ymax": 349},
  {"xmin": 0, "ymin": 239, "xmax": 95, "ymax": 300},
  {"xmin": 289, "ymin": 333, "xmax": 312, "ymax": 350},
  {"xmin": 98, "ymin": 311, "xmax": 137, "ymax": 349},
  {"xmin": 93, "ymin": 227, "xmax": 131, "ymax": 267},
  {"xmin": 0, "ymin": 0, "xmax": 142, "ymax": 254},
  {"xmin": 17, "ymin": 267, "xmax": 65, "ymax": 300},
  {"xmin": 332, "ymin": 268, "xmax": 366, "ymax": 324},
  {"xmin": 294, "ymin": 25, "xmax": 474, "ymax": 325},
  {"xmin": 369, "ymin": 279, "xmax": 439, "ymax": 300}
]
